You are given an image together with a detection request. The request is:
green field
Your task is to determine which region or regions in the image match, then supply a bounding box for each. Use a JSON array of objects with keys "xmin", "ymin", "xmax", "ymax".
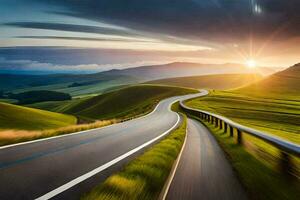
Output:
[
  {"xmin": 147, "ymin": 73, "xmax": 262, "ymax": 90},
  {"xmin": 186, "ymin": 65, "xmax": 300, "ymax": 144},
  {"xmin": 12, "ymin": 77, "xmax": 138, "ymax": 97},
  {"xmin": 186, "ymin": 91, "xmax": 300, "ymax": 143},
  {"xmin": 0, "ymin": 102, "xmax": 77, "ymax": 130},
  {"xmin": 0, "ymin": 72, "xmax": 140, "ymax": 98},
  {"xmin": 82, "ymin": 116, "xmax": 187, "ymax": 200},
  {"xmin": 29, "ymin": 85, "xmax": 197, "ymax": 120}
]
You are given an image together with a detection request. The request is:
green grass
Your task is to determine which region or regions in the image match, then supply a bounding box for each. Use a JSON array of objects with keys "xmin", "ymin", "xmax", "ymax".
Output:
[
  {"xmin": 146, "ymin": 73, "xmax": 262, "ymax": 90},
  {"xmin": 192, "ymin": 117, "xmax": 300, "ymax": 200},
  {"xmin": 82, "ymin": 116, "xmax": 187, "ymax": 200},
  {"xmin": 0, "ymin": 102, "xmax": 77, "ymax": 130},
  {"xmin": 58, "ymin": 84, "xmax": 197, "ymax": 120},
  {"xmin": 186, "ymin": 90, "xmax": 300, "ymax": 144}
]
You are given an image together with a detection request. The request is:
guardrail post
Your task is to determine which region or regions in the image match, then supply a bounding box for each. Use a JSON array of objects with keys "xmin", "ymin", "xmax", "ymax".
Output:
[
  {"xmin": 215, "ymin": 118, "xmax": 218, "ymax": 127},
  {"xmin": 224, "ymin": 122, "xmax": 228, "ymax": 133},
  {"xmin": 237, "ymin": 129, "xmax": 242, "ymax": 144},
  {"xmin": 220, "ymin": 120, "xmax": 223, "ymax": 129},
  {"xmin": 230, "ymin": 126, "xmax": 234, "ymax": 137},
  {"xmin": 280, "ymin": 151, "xmax": 292, "ymax": 177}
]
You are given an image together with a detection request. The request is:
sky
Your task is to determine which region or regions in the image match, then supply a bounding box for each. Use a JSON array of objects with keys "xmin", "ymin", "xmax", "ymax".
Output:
[{"xmin": 0, "ymin": 0, "xmax": 300, "ymax": 73}]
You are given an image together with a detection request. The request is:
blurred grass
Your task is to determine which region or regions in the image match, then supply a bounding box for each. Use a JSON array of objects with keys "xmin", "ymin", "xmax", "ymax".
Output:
[
  {"xmin": 192, "ymin": 117, "xmax": 300, "ymax": 200},
  {"xmin": 0, "ymin": 120, "xmax": 117, "ymax": 146},
  {"xmin": 82, "ymin": 116, "xmax": 187, "ymax": 200}
]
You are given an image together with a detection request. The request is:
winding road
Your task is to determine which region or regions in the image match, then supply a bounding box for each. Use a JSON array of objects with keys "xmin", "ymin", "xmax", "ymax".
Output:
[{"xmin": 0, "ymin": 91, "xmax": 207, "ymax": 200}]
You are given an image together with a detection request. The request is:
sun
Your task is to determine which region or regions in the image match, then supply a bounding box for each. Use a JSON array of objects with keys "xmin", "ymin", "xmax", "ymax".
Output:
[{"xmin": 246, "ymin": 59, "xmax": 257, "ymax": 68}]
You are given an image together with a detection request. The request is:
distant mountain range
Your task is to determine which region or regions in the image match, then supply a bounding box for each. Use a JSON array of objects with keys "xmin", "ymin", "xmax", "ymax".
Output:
[
  {"xmin": 103, "ymin": 62, "xmax": 277, "ymax": 79},
  {"xmin": 0, "ymin": 62, "xmax": 280, "ymax": 95}
]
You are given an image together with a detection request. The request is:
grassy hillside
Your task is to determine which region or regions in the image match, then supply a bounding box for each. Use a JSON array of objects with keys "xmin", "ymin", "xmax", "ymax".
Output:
[
  {"xmin": 60, "ymin": 85, "xmax": 197, "ymax": 120},
  {"xmin": 26, "ymin": 97, "xmax": 90, "ymax": 113},
  {"xmin": 186, "ymin": 64, "xmax": 300, "ymax": 144},
  {"xmin": 236, "ymin": 63, "xmax": 300, "ymax": 100},
  {"xmin": 0, "ymin": 102, "xmax": 77, "ymax": 130},
  {"xmin": 147, "ymin": 73, "xmax": 262, "ymax": 90}
]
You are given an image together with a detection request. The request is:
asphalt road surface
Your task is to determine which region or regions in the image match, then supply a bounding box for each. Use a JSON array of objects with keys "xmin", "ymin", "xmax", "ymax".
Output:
[
  {"xmin": 0, "ymin": 91, "xmax": 206, "ymax": 200},
  {"xmin": 167, "ymin": 118, "xmax": 248, "ymax": 200}
]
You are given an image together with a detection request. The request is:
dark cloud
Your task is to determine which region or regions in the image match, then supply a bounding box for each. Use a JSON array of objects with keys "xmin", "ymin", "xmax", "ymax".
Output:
[
  {"xmin": 16, "ymin": 36, "xmax": 154, "ymax": 43},
  {"xmin": 5, "ymin": 22, "xmax": 141, "ymax": 37},
  {"xmin": 33, "ymin": 0, "xmax": 300, "ymax": 44}
]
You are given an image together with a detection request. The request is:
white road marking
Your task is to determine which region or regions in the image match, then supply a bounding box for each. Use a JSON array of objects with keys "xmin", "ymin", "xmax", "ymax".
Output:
[{"xmin": 35, "ymin": 107, "xmax": 180, "ymax": 200}]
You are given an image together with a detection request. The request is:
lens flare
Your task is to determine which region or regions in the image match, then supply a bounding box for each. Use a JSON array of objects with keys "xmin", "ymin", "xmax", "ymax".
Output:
[{"xmin": 246, "ymin": 59, "xmax": 257, "ymax": 68}]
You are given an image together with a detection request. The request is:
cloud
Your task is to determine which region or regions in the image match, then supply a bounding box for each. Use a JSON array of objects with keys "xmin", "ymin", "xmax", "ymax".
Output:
[
  {"xmin": 33, "ymin": 0, "xmax": 300, "ymax": 44},
  {"xmin": 16, "ymin": 36, "xmax": 155, "ymax": 43},
  {"xmin": 0, "ymin": 56, "xmax": 163, "ymax": 73},
  {"xmin": 5, "ymin": 22, "xmax": 141, "ymax": 38}
]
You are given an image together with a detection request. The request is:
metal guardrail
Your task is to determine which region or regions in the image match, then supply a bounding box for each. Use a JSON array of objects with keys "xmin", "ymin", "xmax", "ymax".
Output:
[{"xmin": 179, "ymin": 100, "xmax": 300, "ymax": 175}]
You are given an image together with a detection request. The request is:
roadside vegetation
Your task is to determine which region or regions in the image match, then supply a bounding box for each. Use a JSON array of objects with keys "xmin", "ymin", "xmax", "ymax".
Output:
[
  {"xmin": 0, "ymin": 102, "xmax": 77, "ymax": 130},
  {"xmin": 192, "ymin": 117, "xmax": 300, "ymax": 200},
  {"xmin": 0, "ymin": 119, "xmax": 117, "ymax": 146},
  {"xmin": 82, "ymin": 116, "xmax": 187, "ymax": 200},
  {"xmin": 147, "ymin": 73, "xmax": 262, "ymax": 90}
]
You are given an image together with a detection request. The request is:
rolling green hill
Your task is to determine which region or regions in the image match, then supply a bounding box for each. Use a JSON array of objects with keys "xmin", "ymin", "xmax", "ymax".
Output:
[
  {"xmin": 26, "ymin": 97, "xmax": 90, "ymax": 113},
  {"xmin": 236, "ymin": 63, "xmax": 300, "ymax": 100},
  {"xmin": 147, "ymin": 73, "xmax": 262, "ymax": 90},
  {"xmin": 57, "ymin": 85, "xmax": 197, "ymax": 120},
  {"xmin": 186, "ymin": 64, "xmax": 300, "ymax": 143},
  {"xmin": 0, "ymin": 102, "xmax": 77, "ymax": 130}
]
